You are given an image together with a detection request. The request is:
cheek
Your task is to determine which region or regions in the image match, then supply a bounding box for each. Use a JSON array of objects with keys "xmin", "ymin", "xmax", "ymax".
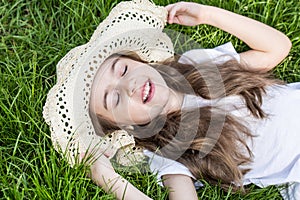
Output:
[
  {"xmin": 113, "ymin": 102, "xmax": 163, "ymax": 125},
  {"xmin": 126, "ymin": 103, "xmax": 151, "ymax": 123},
  {"xmin": 129, "ymin": 109, "xmax": 151, "ymax": 124},
  {"xmin": 107, "ymin": 103, "xmax": 147, "ymax": 124},
  {"xmin": 128, "ymin": 103, "xmax": 164, "ymax": 123}
]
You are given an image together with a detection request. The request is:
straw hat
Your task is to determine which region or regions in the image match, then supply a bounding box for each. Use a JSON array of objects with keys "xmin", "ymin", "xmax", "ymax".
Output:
[{"xmin": 43, "ymin": 0, "xmax": 174, "ymax": 166}]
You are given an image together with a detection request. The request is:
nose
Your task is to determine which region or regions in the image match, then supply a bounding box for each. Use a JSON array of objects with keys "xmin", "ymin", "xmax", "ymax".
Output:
[
  {"xmin": 117, "ymin": 76, "xmax": 136, "ymax": 97},
  {"xmin": 127, "ymin": 77, "xmax": 136, "ymax": 96}
]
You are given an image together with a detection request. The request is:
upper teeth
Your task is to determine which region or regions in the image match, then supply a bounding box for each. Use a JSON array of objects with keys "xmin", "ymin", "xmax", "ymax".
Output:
[{"xmin": 143, "ymin": 81, "xmax": 150, "ymax": 102}]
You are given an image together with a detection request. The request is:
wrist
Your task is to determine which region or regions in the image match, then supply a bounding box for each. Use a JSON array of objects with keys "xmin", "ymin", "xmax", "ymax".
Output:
[
  {"xmin": 199, "ymin": 5, "xmax": 213, "ymax": 25},
  {"xmin": 200, "ymin": 5, "xmax": 226, "ymax": 26}
]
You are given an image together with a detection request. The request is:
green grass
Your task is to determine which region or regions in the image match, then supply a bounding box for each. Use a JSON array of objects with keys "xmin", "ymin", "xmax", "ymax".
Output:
[{"xmin": 0, "ymin": 0, "xmax": 299, "ymax": 199}]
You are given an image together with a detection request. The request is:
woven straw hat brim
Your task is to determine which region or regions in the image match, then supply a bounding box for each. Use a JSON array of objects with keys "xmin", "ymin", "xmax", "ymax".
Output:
[{"xmin": 43, "ymin": 0, "xmax": 174, "ymax": 165}]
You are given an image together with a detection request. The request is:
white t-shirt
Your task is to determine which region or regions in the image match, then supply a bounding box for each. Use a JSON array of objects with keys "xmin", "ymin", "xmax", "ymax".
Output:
[{"xmin": 143, "ymin": 43, "xmax": 300, "ymax": 199}]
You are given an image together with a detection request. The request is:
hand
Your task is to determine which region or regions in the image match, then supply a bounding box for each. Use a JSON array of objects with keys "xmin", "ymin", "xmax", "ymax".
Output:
[
  {"xmin": 167, "ymin": 2, "xmax": 291, "ymax": 71},
  {"xmin": 165, "ymin": 2, "xmax": 204, "ymax": 26},
  {"xmin": 80, "ymin": 151, "xmax": 152, "ymax": 200}
]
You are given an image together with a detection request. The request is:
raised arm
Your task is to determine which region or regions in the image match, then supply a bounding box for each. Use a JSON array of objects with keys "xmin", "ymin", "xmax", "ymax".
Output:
[
  {"xmin": 166, "ymin": 2, "xmax": 291, "ymax": 72},
  {"xmin": 87, "ymin": 154, "xmax": 152, "ymax": 200}
]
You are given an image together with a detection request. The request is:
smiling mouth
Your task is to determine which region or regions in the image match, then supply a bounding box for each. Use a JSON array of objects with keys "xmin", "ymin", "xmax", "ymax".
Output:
[{"xmin": 142, "ymin": 79, "xmax": 154, "ymax": 103}]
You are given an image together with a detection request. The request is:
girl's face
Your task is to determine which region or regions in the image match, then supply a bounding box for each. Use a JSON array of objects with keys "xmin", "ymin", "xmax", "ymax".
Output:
[{"xmin": 90, "ymin": 55, "xmax": 182, "ymax": 126}]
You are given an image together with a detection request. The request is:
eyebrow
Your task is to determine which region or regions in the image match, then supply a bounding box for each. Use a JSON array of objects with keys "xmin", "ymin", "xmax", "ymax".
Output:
[
  {"xmin": 111, "ymin": 57, "xmax": 120, "ymax": 73},
  {"xmin": 103, "ymin": 57, "xmax": 120, "ymax": 110}
]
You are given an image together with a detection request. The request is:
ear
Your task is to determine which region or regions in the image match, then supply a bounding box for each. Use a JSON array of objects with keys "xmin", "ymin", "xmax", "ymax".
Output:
[
  {"xmin": 121, "ymin": 125, "xmax": 135, "ymax": 131},
  {"xmin": 126, "ymin": 125, "xmax": 135, "ymax": 131}
]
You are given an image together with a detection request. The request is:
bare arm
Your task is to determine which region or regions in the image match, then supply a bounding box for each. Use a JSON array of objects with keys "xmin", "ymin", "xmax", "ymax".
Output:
[
  {"xmin": 88, "ymin": 155, "xmax": 152, "ymax": 200},
  {"xmin": 162, "ymin": 174, "xmax": 198, "ymax": 200},
  {"xmin": 166, "ymin": 2, "xmax": 291, "ymax": 72}
]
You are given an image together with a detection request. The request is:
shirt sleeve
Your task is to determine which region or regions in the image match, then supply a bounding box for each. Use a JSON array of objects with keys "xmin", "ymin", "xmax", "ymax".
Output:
[
  {"xmin": 278, "ymin": 182, "xmax": 300, "ymax": 200},
  {"xmin": 178, "ymin": 42, "xmax": 240, "ymax": 65}
]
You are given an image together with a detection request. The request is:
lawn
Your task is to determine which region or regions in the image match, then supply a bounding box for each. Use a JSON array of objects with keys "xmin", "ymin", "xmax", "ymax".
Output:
[{"xmin": 0, "ymin": 0, "xmax": 299, "ymax": 199}]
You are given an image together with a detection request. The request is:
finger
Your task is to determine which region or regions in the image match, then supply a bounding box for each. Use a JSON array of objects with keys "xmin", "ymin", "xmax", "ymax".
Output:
[
  {"xmin": 167, "ymin": 4, "xmax": 180, "ymax": 24},
  {"xmin": 172, "ymin": 17, "xmax": 180, "ymax": 25},
  {"xmin": 165, "ymin": 4, "xmax": 175, "ymax": 24},
  {"xmin": 79, "ymin": 149, "xmax": 101, "ymax": 164},
  {"xmin": 80, "ymin": 152, "xmax": 86, "ymax": 161},
  {"xmin": 79, "ymin": 151, "xmax": 92, "ymax": 164},
  {"xmin": 165, "ymin": 3, "xmax": 175, "ymax": 12}
]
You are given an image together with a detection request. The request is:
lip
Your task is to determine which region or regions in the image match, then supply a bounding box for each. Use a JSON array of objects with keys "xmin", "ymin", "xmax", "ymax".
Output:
[{"xmin": 141, "ymin": 79, "xmax": 155, "ymax": 104}]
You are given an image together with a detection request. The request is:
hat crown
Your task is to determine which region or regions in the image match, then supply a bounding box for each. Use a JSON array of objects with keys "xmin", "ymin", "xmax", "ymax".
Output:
[
  {"xmin": 56, "ymin": 0, "xmax": 168, "ymax": 80},
  {"xmin": 90, "ymin": 0, "xmax": 168, "ymax": 41}
]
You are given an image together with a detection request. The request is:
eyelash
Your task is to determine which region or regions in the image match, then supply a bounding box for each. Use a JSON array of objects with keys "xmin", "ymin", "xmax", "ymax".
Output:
[
  {"xmin": 121, "ymin": 65, "xmax": 127, "ymax": 76},
  {"xmin": 113, "ymin": 65, "xmax": 127, "ymax": 108},
  {"xmin": 116, "ymin": 93, "xmax": 120, "ymax": 107}
]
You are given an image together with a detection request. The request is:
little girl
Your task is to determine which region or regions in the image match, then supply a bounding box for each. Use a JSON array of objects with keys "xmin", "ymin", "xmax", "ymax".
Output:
[{"xmin": 43, "ymin": 0, "xmax": 298, "ymax": 199}]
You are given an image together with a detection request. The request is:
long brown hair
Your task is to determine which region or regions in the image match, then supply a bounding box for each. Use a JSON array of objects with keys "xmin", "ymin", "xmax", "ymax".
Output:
[{"xmin": 92, "ymin": 52, "xmax": 281, "ymax": 191}]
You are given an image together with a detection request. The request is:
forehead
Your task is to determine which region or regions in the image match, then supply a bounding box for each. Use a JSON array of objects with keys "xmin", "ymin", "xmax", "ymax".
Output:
[
  {"xmin": 99, "ymin": 55, "xmax": 118, "ymax": 72},
  {"xmin": 91, "ymin": 56, "xmax": 116, "ymax": 97}
]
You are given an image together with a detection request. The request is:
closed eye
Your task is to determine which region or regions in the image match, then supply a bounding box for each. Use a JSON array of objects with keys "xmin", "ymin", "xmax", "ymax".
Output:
[
  {"xmin": 116, "ymin": 92, "xmax": 120, "ymax": 107},
  {"xmin": 108, "ymin": 90, "xmax": 120, "ymax": 109},
  {"xmin": 121, "ymin": 65, "xmax": 128, "ymax": 76},
  {"xmin": 112, "ymin": 90, "xmax": 120, "ymax": 108}
]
